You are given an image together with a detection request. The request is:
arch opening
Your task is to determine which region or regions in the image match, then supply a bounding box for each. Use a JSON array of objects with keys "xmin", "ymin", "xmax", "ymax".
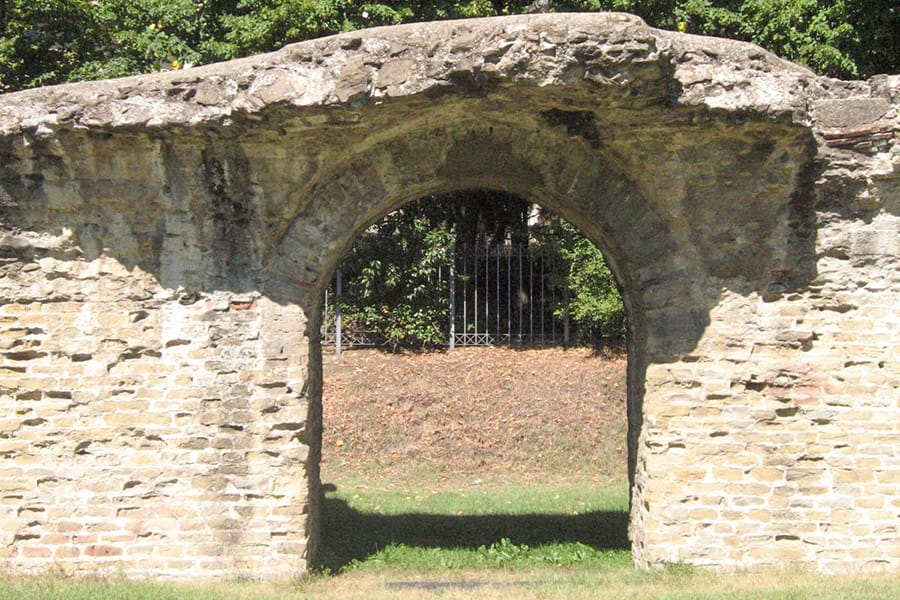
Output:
[{"xmin": 310, "ymin": 188, "xmax": 634, "ymax": 571}]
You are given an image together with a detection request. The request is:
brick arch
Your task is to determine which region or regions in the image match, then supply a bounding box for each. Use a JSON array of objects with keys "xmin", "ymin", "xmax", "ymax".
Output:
[{"xmin": 0, "ymin": 12, "xmax": 897, "ymax": 580}]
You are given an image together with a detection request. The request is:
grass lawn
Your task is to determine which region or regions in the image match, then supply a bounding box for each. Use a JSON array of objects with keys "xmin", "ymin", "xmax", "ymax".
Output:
[
  {"xmin": 4, "ymin": 482, "xmax": 898, "ymax": 599},
  {"xmin": 3, "ymin": 569, "xmax": 899, "ymax": 600},
  {"xmin": 317, "ymin": 479, "xmax": 630, "ymax": 573}
]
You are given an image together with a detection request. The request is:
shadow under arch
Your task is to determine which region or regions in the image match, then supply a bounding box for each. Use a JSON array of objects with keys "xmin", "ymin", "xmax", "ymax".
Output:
[{"xmin": 317, "ymin": 495, "xmax": 630, "ymax": 573}]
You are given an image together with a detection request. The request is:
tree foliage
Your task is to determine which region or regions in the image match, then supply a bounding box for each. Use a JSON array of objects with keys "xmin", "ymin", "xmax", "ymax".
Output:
[
  {"xmin": 218, "ymin": 0, "xmax": 346, "ymax": 59},
  {"xmin": 335, "ymin": 193, "xmax": 626, "ymax": 349},
  {"xmin": 1, "ymin": 1, "xmax": 897, "ymax": 92},
  {"xmin": 338, "ymin": 205, "xmax": 457, "ymax": 350},
  {"xmin": 0, "ymin": 0, "xmax": 110, "ymax": 90},
  {"xmin": 336, "ymin": 191, "xmax": 532, "ymax": 350},
  {"xmin": 670, "ymin": 0, "xmax": 859, "ymax": 77},
  {"xmin": 0, "ymin": 0, "xmax": 239, "ymax": 90},
  {"xmin": 532, "ymin": 217, "xmax": 626, "ymax": 344}
]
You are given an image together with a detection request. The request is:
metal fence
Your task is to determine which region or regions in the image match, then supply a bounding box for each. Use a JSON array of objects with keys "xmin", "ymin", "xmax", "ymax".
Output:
[{"xmin": 322, "ymin": 242, "xmax": 574, "ymax": 354}]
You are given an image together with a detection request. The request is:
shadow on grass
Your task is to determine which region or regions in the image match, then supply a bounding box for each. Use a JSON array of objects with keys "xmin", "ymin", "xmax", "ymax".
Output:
[{"xmin": 317, "ymin": 494, "xmax": 630, "ymax": 573}]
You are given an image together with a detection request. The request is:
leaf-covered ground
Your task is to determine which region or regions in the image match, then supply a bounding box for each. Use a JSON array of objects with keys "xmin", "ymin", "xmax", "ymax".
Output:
[{"xmin": 321, "ymin": 346, "xmax": 628, "ymax": 488}]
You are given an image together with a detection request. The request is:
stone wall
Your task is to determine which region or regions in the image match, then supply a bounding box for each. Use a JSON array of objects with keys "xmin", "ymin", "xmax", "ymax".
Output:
[{"xmin": 0, "ymin": 13, "xmax": 897, "ymax": 579}]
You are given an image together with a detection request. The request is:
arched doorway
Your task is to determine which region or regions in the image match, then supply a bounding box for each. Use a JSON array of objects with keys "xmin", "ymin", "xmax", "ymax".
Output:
[
  {"xmin": 314, "ymin": 189, "xmax": 631, "ymax": 570},
  {"xmin": 259, "ymin": 58, "xmax": 814, "ymax": 565},
  {"xmin": 265, "ymin": 110, "xmax": 741, "ymax": 565}
]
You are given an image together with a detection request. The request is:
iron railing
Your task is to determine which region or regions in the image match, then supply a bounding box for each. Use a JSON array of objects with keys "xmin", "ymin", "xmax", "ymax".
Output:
[{"xmin": 322, "ymin": 242, "xmax": 575, "ymax": 353}]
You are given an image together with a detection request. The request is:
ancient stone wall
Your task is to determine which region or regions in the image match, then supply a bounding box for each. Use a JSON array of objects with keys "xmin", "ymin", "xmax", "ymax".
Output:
[{"xmin": 0, "ymin": 13, "xmax": 897, "ymax": 579}]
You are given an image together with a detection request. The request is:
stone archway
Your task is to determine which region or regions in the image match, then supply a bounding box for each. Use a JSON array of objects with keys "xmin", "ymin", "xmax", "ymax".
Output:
[
  {"xmin": 0, "ymin": 13, "xmax": 897, "ymax": 579},
  {"xmin": 263, "ymin": 101, "xmax": 815, "ymax": 569}
]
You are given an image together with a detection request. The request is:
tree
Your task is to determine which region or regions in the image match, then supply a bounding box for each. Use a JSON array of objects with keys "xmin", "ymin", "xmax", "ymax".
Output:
[
  {"xmin": 1, "ymin": 1, "xmax": 897, "ymax": 93},
  {"xmin": 334, "ymin": 193, "xmax": 627, "ymax": 349},
  {"xmin": 0, "ymin": 0, "xmax": 244, "ymax": 91},
  {"xmin": 337, "ymin": 201, "xmax": 457, "ymax": 350},
  {"xmin": 0, "ymin": 0, "xmax": 110, "ymax": 91},
  {"xmin": 843, "ymin": 0, "xmax": 899, "ymax": 78},
  {"xmin": 333, "ymin": 190, "xmax": 532, "ymax": 349},
  {"xmin": 668, "ymin": 0, "xmax": 859, "ymax": 78},
  {"xmin": 532, "ymin": 216, "xmax": 626, "ymax": 344},
  {"xmin": 217, "ymin": 0, "xmax": 347, "ymax": 59}
]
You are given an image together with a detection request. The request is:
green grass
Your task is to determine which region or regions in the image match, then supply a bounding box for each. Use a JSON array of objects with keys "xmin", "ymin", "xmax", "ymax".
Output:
[
  {"xmin": 4, "ymin": 564, "xmax": 898, "ymax": 600},
  {"xmin": 0, "ymin": 577, "xmax": 277, "ymax": 600},
  {"xmin": 317, "ymin": 480, "xmax": 631, "ymax": 573}
]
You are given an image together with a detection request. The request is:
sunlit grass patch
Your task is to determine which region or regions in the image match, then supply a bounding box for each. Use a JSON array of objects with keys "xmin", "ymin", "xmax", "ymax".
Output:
[
  {"xmin": 292, "ymin": 568, "xmax": 900, "ymax": 600},
  {"xmin": 346, "ymin": 538, "xmax": 633, "ymax": 572},
  {"xmin": 0, "ymin": 576, "xmax": 266, "ymax": 600}
]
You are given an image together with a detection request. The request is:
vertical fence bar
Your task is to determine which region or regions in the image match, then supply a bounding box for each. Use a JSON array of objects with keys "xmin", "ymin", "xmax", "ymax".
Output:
[
  {"xmin": 495, "ymin": 245, "xmax": 500, "ymax": 344},
  {"xmin": 474, "ymin": 245, "xmax": 479, "ymax": 342},
  {"xmin": 540, "ymin": 251, "xmax": 545, "ymax": 345},
  {"xmin": 335, "ymin": 266, "xmax": 342, "ymax": 357},
  {"xmin": 486, "ymin": 244, "xmax": 490, "ymax": 339},
  {"xmin": 462, "ymin": 247, "xmax": 467, "ymax": 345},
  {"xmin": 529, "ymin": 245, "xmax": 534, "ymax": 344},
  {"xmin": 507, "ymin": 246, "xmax": 512, "ymax": 343},
  {"xmin": 518, "ymin": 244, "xmax": 523, "ymax": 343},
  {"xmin": 449, "ymin": 250, "xmax": 456, "ymax": 351},
  {"xmin": 552, "ymin": 271, "xmax": 556, "ymax": 343}
]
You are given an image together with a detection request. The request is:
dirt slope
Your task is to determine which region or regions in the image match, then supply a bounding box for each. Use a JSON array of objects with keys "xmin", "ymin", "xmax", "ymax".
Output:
[{"xmin": 321, "ymin": 347, "xmax": 627, "ymax": 486}]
